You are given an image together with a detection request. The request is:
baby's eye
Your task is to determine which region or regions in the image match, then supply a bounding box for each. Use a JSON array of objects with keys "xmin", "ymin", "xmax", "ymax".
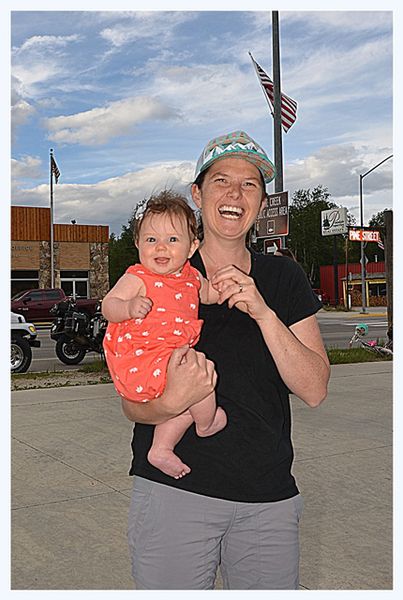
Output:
[
  {"xmin": 169, "ymin": 236, "xmax": 178, "ymax": 242},
  {"xmin": 145, "ymin": 237, "xmax": 156, "ymax": 243}
]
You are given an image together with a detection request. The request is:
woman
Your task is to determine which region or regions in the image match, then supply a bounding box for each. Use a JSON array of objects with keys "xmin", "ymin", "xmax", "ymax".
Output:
[{"xmin": 121, "ymin": 130, "xmax": 330, "ymax": 590}]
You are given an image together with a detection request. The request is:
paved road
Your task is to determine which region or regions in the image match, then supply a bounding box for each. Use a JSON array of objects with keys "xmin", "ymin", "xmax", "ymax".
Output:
[
  {"xmin": 11, "ymin": 361, "xmax": 393, "ymax": 590},
  {"xmin": 29, "ymin": 309, "xmax": 389, "ymax": 373}
]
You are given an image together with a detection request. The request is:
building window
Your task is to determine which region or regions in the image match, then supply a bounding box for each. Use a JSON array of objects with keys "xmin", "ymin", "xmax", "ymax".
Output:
[
  {"xmin": 11, "ymin": 270, "xmax": 39, "ymax": 298},
  {"xmin": 60, "ymin": 270, "xmax": 89, "ymax": 299}
]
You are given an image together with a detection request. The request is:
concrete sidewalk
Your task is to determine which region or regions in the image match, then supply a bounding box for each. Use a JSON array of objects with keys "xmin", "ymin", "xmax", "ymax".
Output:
[{"xmin": 11, "ymin": 361, "xmax": 393, "ymax": 591}]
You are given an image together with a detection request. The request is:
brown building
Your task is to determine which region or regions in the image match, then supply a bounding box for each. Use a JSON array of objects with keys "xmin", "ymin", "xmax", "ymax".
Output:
[{"xmin": 11, "ymin": 206, "xmax": 109, "ymax": 299}]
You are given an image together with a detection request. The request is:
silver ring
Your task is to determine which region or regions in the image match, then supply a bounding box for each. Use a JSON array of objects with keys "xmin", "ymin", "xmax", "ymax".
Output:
[{"xmin": 239, "ymin": 283, "xmax": 243, "ymax": 293}]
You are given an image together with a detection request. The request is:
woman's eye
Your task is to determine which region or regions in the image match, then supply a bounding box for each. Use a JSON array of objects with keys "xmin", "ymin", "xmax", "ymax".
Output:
[
  {"xmin": 244, "ymin": 181, "xmax": 257, "ymax": 187},
  {"xmin": 215, "ymin": 178, "xmax": 226, "ymax": 183}
]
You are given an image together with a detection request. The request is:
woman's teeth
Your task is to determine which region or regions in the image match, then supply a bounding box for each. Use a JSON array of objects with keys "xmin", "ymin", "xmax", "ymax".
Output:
[{"xmin": 218, "ymin": 205, "xmax": 244, "ymax": 219}]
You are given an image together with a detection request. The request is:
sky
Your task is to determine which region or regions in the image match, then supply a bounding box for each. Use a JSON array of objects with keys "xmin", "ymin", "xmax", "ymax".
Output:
[{"xmin": 8, "ymin": 4, "xmax": 395, "ymax": 237}]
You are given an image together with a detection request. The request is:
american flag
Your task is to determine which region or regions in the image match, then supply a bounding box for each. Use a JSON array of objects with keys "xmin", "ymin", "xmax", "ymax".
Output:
[
  {"xmin": 249, "ymin": 52, "xmax": 297, "ymax": 133},
  {"xmin": 51, "ymin": 155, "xmax": 60, "ymax": 184}
]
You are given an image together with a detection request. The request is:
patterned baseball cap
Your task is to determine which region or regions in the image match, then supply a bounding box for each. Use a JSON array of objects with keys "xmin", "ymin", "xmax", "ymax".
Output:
[{"xmin": 194, "ymin": 130, "xmax": 276, "ymax": 183}]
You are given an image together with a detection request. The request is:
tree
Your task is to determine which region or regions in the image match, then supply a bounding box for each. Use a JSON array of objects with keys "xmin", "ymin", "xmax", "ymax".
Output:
[
  {"xmin": 286, "ymin": 186, "xmax": 350, "ymax": 286},
  {"xmin": 108, "ymin": 225, "xmax": 139, "ymax": 288},
  {"xmin": 364, "ymin": 208, "xmax": 391, "ymax": 263}
]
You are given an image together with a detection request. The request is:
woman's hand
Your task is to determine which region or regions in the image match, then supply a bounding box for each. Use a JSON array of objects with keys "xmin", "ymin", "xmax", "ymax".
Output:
[
  {"xmin": 121, "ymin": 345, "xmax": 217, "ymax": 423},
  {"xmin": 211, "ymin": 265, "xmax": 272, "ymax": 322}
]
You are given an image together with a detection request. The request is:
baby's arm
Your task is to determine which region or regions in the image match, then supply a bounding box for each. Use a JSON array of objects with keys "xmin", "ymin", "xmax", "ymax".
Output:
[
  {"xmin": 198, "ymin": 272, "xmax": 220, "ymax": 305},
  {"xmin": 102, "ymin": 273, "xmax": 152, "ymax": 322}
]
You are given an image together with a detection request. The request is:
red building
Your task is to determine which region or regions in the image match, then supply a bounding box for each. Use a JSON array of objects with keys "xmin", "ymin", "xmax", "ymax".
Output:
[{"xmin": 319, "ymin": 261, "xmax": 386, "ymax": 307}]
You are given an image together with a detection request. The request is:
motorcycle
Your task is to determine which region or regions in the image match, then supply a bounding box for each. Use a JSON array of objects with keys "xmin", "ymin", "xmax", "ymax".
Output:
[{"xmin": 50, "ymin": 297, "xmax": 107, "ymax": 365}]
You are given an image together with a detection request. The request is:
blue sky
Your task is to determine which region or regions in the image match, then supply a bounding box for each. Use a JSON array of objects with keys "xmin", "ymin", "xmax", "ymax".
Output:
[{"xmin": 8, "ymin": 4, "xmax": 395, "ymax": 236}]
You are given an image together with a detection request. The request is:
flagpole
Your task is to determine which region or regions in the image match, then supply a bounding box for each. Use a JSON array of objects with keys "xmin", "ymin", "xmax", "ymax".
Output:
[
  {"xmin": 49, "ymin": 149, "xmax": 55, "ymax": 288},
  {"xmin": 272, "ymin": 11, "xmax": 284, "ymax": 193}
]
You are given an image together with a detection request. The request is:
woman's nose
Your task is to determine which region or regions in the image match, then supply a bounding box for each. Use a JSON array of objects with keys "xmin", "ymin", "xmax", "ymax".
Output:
[{"xmin": 226, "ymin": 181, "xmax": 241, "ymax": 198}]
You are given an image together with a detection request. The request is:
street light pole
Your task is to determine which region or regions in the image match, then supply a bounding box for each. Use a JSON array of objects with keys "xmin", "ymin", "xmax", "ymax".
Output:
[{"xmin": 359, "ymin": 154, "xmax": 393, "ymax": 314}]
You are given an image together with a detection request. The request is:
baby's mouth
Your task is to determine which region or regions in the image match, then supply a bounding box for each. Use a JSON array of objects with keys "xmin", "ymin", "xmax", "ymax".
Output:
[{"xmin": 218, "ymin": 205, "xmax": 245, "ymax": 220}]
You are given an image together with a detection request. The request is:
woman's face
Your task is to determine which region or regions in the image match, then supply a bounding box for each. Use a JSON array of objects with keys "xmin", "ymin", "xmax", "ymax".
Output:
[{"xmin": 191, "ymin": 157, "xmax": 265, "ymax": 242}]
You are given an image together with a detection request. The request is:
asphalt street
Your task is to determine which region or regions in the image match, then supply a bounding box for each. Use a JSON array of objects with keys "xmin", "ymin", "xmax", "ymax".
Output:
[{"xmin": 30, "ymin": 308, "xmax": 389, "ymax": 373}]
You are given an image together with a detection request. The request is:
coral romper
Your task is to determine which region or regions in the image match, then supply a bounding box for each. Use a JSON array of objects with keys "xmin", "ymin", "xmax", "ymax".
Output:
[{"xmin": 103, "ymin": 260, "xmax": 203, "ymax": 403}]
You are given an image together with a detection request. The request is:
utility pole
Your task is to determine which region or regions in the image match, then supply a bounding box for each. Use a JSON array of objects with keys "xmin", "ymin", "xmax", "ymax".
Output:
[
  {"xmin": 272, "ymin": 11, "xmax": 283, "ymax": 193},
  {"xmin": 384, "ymin": 210, "xmax": 393, "ymax": 337}
]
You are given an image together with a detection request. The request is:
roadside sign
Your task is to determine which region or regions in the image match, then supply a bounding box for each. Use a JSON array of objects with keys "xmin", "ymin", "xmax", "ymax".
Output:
[
  {"xmin": 256, "ymin": 191, "xmax": 289, "ymax": 238},
  {"xmin": 321, "ymin": 207, "xmax": 348, "ymax": 236},
  {"xmin": 264, "ymin": 237, "xmax": 283, "ymax": 254},
  {"xmin": 348, "ymin": 228, "xmax": 380, "ymax": 243}
]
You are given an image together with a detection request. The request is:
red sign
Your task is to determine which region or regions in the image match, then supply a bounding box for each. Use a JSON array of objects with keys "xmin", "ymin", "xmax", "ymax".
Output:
[
  {"xmin": 264, "ymin": 238, "xmax": 283, "ymax": 254},
  {"xmin": 348, "ymin": 228, "xmax": 380, "ymax": 243}
]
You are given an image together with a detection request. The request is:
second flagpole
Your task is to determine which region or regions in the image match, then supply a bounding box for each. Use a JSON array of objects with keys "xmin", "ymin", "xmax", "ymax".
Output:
[
  {"xmin": 272, "ymin": 10, "xmax": 284, "ymax": 193},
  {"xmin": 49, "ymin": 149, "xmax": 55, "ymax": 287}
]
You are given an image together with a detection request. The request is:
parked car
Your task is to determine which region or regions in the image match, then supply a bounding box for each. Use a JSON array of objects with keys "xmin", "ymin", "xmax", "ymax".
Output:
[
  {"xmin": 11, "ymin": 288, "xmax": 99, "ymax": 322},
  {"xmin": 11, "ymin": 312, "xmax": 41, "ymax": 373}
]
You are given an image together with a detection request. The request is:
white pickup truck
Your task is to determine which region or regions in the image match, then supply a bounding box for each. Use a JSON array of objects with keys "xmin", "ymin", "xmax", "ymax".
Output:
[{"xmin": 11, "ymin": 312, "xmax": 41, "ymax": 373}]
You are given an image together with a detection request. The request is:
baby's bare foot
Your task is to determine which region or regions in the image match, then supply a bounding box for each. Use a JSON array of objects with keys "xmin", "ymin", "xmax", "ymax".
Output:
[
  {"xmin": 148, "ymin": 447, "xmax": 191, "ymax": 479},
  {"xmin": 196, "ymin": 407, "xmax": 227, "ymax": 437}
]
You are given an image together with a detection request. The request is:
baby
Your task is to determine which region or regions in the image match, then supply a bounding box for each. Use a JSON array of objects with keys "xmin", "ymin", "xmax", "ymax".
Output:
[{"xmin": 102, "ymin": 194, "xmax": 227, "ymax": 479}]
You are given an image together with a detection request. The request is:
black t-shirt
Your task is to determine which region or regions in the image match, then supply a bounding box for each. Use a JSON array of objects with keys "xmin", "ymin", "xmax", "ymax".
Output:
[{"xmin": 129, "ymin": 250, "xmax": 322, "ymax": 502}]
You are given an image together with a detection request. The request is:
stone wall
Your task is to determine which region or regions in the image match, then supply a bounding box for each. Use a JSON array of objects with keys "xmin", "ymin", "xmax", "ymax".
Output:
[
  {"xmin": 39, "ymin": 241, "xmax": 109, "ymax": 297},
  {"xmin": 89, "ymin": 242, "xmax": 109, "ymax": 299}
]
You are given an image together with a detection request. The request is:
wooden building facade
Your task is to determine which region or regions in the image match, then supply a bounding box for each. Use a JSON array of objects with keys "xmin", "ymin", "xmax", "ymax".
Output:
[{"xmin": 11, "ymin": 206, "xmax": 109, "ymax": 299}]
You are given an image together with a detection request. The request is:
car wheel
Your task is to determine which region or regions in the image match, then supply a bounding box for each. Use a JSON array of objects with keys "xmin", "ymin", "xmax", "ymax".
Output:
[{"xmin": 11, "ymin": 336, "xmax": 32, "ymax": 373}]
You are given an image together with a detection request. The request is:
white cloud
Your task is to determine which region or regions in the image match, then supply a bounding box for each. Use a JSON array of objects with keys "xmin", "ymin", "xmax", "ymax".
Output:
[
  {"xmin": 99, "ymin": 12, "xmax": 196, "ymax": 47},
  {"xmin": 44, "ymin": 96, "xmax": 179, "ymax": 145},
  {"xmin": 11, "ymin": 155, "xmax": 43, "ymax": 181},
  {"xmin": 11, "ymin": 161, "xmax": 195, "ymax": 235},
  {"xmin": 14, "ymin": 34, "xmax": 80, "ymax": 54},
  {"xmin": 11, "ymin": 99, "xmax": 35, "ymax": 129},
  {"xmin": 285, "ymin": 142, "xmax": 393, "ymax": 223}
]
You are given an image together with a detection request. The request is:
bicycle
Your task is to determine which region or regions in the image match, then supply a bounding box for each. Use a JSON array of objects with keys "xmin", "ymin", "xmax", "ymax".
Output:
[{"xmin": 349, "ymin": 323, "xmax": 393, "ymax": 358}]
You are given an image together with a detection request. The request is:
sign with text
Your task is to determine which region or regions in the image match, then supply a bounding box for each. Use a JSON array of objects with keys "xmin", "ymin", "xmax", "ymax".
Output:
[
  {"xmin": 256, "ymin": 191, "xmax": 289, "ymax": 238},
  {"xmin": 264, "ymin": 237, "xmax": 283, "ymax": 254},
  {"xmin": 321, "ymin": 207, "xmax": 348, "ymax": 236},
  {"xmin": 348, "ymin": 228, "xmax": 380, "ymax": 243}
]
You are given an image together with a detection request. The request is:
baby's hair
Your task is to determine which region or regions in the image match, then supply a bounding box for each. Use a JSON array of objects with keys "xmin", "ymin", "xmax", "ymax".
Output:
[{"xmin": 134, "ymin": 190, "xmax": 198, "ymax": 244}]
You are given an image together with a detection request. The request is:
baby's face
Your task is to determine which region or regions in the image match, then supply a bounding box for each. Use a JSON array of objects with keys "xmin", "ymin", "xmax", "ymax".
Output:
[{"xmin": 137, "ymin": 212, "xmax": 199, "ymax": 276}]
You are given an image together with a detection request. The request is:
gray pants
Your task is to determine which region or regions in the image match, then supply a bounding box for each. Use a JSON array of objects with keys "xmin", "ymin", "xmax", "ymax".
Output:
[{"xmin": 128, "ymin": 476, "xmax": 303, "ymax": 590}]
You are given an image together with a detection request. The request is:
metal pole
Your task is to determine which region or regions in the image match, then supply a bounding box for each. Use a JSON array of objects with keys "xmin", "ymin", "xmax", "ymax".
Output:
[
  {"xmin": 359, "ymin": 174, "xmax": 366, "ymax": 313},
  {"xmin": 359, "ymin": 154, "xmax": 393, "ymax": 314},
  {"xmin": 50, "ymin": 149, "xmax": 54, "ymax": 288},
  {"xmin": 272, "ymin": 11, "xmax": 283, "ymax": 193},
  {"xmin": 384, "ymin": 210, "xmax": 393, "ymax": 338}
]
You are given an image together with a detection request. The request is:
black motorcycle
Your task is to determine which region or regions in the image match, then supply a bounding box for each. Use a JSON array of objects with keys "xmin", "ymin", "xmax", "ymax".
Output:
[{"xmin": 50, "ymin": 297, "xmax": 107, "ymax": 365}]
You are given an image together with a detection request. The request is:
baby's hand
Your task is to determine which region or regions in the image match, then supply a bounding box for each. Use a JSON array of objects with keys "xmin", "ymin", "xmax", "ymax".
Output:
[{"xmin": 128, "ymin": 296, "xmax": 153, "ymax": 319}]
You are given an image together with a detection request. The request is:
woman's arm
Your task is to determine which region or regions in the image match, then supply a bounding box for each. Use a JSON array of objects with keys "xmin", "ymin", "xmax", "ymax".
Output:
[
  {"xmin": 102, "ymin": 273, "xmax": 152, "ymax": 323},
  {"xmin": 212, "ymin": 266, "xmax": 330, "ymax": 407},
  {"xmin": 120, "ymin": 345, "xmax": 217, "ymax": 424}
]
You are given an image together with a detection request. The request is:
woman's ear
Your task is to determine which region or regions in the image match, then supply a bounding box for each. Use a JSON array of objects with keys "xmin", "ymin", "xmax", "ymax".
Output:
[{"xmin": 191, "ymin": 183, "xmax": 202, "ymax": 209}]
